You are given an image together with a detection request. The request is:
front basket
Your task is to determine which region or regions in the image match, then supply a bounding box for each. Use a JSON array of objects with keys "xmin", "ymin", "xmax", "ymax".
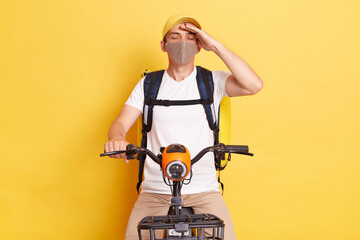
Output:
[{"xmin": 138, "ymin": 213, "xmax": 224, "ymax": 240}]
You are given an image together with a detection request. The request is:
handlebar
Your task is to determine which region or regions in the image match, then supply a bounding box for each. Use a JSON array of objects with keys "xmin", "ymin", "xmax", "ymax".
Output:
[
  {"xmin": 100, "ymin": 144, "xmax": 162, "ymax": 165},
  {"xmin": 191, "ymin": 144, "xmax": 253, "ymax": 165},
  {"xmin": 100, "ymin": 143, "xmax": 253, "ymax": 165}
]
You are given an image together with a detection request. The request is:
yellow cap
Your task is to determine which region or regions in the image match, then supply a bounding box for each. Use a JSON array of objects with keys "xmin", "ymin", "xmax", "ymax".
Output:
[{"xmin": 162, "ymin": 14, "xmax": 201, "ymax": 39}]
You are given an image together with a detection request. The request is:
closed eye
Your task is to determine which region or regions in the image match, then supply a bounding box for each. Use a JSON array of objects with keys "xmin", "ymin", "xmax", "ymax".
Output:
[
  {"xmin": 187, "ymin": 33, "xmax": 196, "ymax": 40},
  {"xmin": 169, "ymin": 32, "xmax": 180, "ymax": 40}
]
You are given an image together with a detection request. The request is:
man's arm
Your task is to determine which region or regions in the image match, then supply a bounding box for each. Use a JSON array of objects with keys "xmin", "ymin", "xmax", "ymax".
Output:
[
  {"xmin": 104, "ymin": 105, "xmax": 142, "ymax": 162},
  {"xmin": 212, "ymin": 44, "xmax": 263, "ymax": 97},
  {"xmin": 181, "ymin": 23, "xmax": 263, "ymax": 97}
]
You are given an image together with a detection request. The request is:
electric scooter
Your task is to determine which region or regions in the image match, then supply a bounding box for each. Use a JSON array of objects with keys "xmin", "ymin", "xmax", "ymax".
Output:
[{"xmin": 101, "ymin": 143, "xmax": 253, "ymax": 239}]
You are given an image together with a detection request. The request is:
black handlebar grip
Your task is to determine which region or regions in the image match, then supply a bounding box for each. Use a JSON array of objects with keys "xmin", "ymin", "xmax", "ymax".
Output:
[
  {"xmin": 100, "ymin": 144, "xmax": 139, "ymax": 158},
  {"xmin": 100, "ymin": 150, "xmax": 126, "ymax": 157},
  {"xmin": 224, "ymin": 145, "xmax": 249, "ymax": 153}
]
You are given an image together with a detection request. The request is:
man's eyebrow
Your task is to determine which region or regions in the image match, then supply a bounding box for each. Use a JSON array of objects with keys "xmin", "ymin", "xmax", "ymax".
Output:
[
  {"xmin": 169, "ymin": 31, "xmax": 195, "ymax": 36},
  {"xmin": 169, "ymin": 32, "xmax": 180, "ymax": 36}
]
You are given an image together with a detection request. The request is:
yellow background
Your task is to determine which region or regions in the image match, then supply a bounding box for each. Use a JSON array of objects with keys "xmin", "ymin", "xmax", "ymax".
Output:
[{"xmin": 1, "ymin": 0, "xmax": 359, "ymax": 239}]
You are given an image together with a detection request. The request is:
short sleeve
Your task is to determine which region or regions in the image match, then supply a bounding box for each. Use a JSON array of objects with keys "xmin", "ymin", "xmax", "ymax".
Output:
[
  {"xmin": 212, "ymin": 70, "xmax": 231, "ymax": 100},
  {"xmin": 124, "ymin": 77, "xmax": 145, "ymax": 112}
]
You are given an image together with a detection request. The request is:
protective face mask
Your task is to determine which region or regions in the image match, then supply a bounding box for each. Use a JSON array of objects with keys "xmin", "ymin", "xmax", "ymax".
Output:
[{"xmin": 165, "ymin": 41, "xmax": 198, "ymax": 64}]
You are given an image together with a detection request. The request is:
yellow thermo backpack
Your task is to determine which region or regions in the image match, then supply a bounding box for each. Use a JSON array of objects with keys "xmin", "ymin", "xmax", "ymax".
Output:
[{"xmin": 136, "ymin": 66, "xmax": 231, "ymax": 193}]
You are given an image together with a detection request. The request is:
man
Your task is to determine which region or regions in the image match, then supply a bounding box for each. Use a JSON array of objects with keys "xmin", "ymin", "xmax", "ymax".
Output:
[{"xmin": 104, "ymin": 14, "xmax": 263, "ymax": 239}]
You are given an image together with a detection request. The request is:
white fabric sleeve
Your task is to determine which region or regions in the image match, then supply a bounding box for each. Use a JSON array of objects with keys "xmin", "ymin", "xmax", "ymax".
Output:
[
  {"xmin": 124, "ymin": 77, "xmax": 145, "ymax": 113},
  {"xmin": 212, "ymin": 70, "xmax": 231, "ymax": 100}
]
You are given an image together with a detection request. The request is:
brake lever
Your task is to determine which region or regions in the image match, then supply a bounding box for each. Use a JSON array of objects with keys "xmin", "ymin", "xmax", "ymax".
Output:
[
  {"xmin": 100, "ymin": 144, "xmax": 139, "ymax": 158},
  {"xmin": 232, "ymin": 152, "xmax": 254, "ymax": 156},
  {"xmin": 100, "ymin": 150, "xmax": 127, "ymax": 157}
]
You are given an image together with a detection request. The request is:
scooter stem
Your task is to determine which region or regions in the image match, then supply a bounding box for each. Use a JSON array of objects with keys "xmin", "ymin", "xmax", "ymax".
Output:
[{"xmin": 170, "ymin": 181, "xmax": 183, "ymax": 215}]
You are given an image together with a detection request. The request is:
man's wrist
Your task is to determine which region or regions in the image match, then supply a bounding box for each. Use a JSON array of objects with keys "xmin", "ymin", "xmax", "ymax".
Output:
[
  {"xmin": 212, "ymin": 42, "xmax": 226, "ymax": 55},
  {"xmin": 109, "ymin": 136, "xmax": 126, "ymax": 141}
]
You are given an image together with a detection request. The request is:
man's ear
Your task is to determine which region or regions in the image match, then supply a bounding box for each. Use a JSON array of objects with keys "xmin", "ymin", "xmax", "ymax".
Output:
[
  {"xmin": 196, "ymin": 43, "xmax": 202, "ymax": 54},
  {"xmin": 160, "ymin": 41, "xmax": 167, "ymax": 52}
]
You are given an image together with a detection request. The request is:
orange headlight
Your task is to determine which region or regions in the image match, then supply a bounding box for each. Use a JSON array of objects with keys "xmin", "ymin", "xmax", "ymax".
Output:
[{"xmin": 162, "ymin": 144, "xmax": 191, "ymax": 181}]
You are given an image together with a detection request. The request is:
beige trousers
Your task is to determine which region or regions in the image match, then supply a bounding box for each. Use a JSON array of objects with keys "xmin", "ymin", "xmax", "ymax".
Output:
[{"xmin": 125, "ymin": 190, "xmax": 236, "ymax": 240}]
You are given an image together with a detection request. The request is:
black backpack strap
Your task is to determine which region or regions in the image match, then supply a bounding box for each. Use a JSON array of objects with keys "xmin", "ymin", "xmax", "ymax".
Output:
[
  {"xmin": 195, "ymin": 65, "xmax": 220, "ymax": 143},
  {"xmin": 136, "ymin": 70, "xmax": 165, "ymax": 193},
  {"xmin": 143, "ymin": 70, "xmax": 165, "ymax": 132},
  {"xmin": 196, "ymin": 66, "xmax": 218, "ymax": 129},
  {"xmin": 136, "ymin": 132, "xmax": 147, "ymax": 193},
  {"xmin": 196, "ymin": 66, "xmax": 225, "ymax": 194}
]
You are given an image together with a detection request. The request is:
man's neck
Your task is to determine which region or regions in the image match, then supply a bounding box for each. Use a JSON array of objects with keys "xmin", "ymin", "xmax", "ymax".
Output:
[{"xmin": 166, "ymin": 61, "xmax": 195, "ymax": 82}]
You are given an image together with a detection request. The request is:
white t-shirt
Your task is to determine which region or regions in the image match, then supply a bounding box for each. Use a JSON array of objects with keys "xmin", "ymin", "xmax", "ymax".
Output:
[{"xmin": 125, "ymin": 66, "xmax": 231, "ymax": 194}]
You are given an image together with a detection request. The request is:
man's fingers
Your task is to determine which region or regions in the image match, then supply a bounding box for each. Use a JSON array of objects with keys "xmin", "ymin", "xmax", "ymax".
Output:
[
  {"xmin": 106, "ymin": 142, "xmax": 113, "ymax": 158},
  {"xmin": 104, "ymin": 139, "xmax": 130, "ymax": 159},
  {"xmin": 105, "ymin": 141, "xmax": 118, "ymax": 158},
  {"xmin": 113, "ymin": 141, "xmax": 121, "ymax": 158},
  {"xmin": 104, "ymin": 143, "xmax": 109, "ymax": 153},
  {"xmin": 181, "ymin": 23, "xmax": 199, "ymax": 33}
]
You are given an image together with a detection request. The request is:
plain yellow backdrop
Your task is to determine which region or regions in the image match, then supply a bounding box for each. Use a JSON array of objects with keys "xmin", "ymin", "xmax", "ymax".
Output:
[{"xmin": 1, "ymin": 0, "xmax": 359, "ymax": 239}]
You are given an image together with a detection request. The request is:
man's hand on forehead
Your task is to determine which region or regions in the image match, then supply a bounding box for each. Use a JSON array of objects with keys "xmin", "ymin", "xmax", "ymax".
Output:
[
  {"xmin": 179, "ymin": 23, "xmax": 219, "ymax": 52},
  {"xmin": 176, "ymin": 23, "xmax": 199, "ymax": 41},
  {"xmin": 179, "ymin": 23, "xmax": 199, "ymax": 33}
]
